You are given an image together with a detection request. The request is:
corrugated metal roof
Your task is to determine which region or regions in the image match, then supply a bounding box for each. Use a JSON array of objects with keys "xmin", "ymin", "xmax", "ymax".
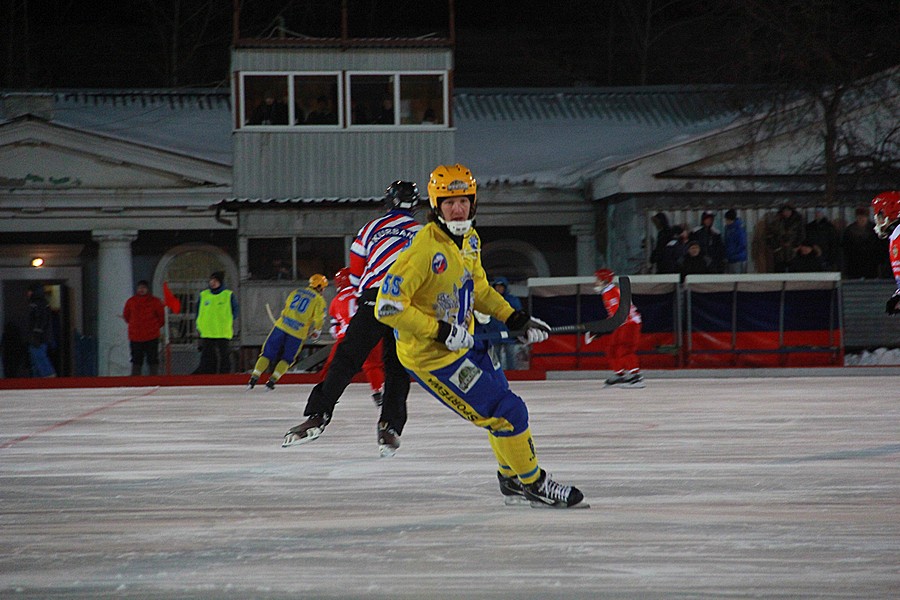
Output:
[
  {"xmin": 51, "ymin": 90, "xmax": 231, "ymax": 110},
  {"xmin": 453, "ymin": 87, "xmax": 739, "ymax": 127},
  {"xmin": 218, "ymin": 197, "xmax": 383, "ymax": 207}
]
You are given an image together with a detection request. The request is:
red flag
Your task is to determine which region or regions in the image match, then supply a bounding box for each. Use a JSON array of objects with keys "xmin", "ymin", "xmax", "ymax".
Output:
[{"xmin": 163, "ymin": 281, "xmax": 181, "ymax": 314}]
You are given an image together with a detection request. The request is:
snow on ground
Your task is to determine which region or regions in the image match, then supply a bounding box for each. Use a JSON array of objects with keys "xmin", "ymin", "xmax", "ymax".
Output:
[{"xmin": 844, "ymin": 347, "xmax": 900, "ymax": 366}]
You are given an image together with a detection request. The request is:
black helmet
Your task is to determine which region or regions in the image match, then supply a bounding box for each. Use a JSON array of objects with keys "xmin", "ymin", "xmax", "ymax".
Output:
[{"xmin": 385, "ymin": 180, "xmax": 420, "ymax": 211}]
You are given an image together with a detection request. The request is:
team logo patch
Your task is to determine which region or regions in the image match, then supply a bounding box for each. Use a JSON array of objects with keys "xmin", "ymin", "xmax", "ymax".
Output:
[
  {"xmin": 893, "ymin": 245, "xmax": 899, "ymax": 258},
  {"xmin": 450, "ymin": 359, "xmax": 482, "ymax": 393},
  {"xmin": 432, "ymin": 253, "xmax": 448, "ymax": 274},
  {"xmin": 447, "ymin": 179, "xmax": 469, "ymax": 192},
  {"xmin": 377, "ymin": 299, "xmax": 403, "ymax": 318},
  {"xmin": 468, "ymin": 236, "xmax": 478, "ymax": 251}
]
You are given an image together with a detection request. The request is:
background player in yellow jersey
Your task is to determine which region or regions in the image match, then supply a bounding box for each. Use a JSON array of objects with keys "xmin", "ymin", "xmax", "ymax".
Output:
[
  {"xmin": 248, "ymin": 274, "xmax": 327, "ymax": 391},
  {"xmin": 375, "ymin": 164, "xmax": 587, "ymax": 508}
]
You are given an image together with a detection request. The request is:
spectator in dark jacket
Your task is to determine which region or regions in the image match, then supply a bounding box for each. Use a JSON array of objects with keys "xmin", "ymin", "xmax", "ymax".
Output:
[
  {"xmin": 723, "ymin": 209, "xmax": 748, "ymax": 274},
  {"xmin": 691, "ymin": 211, "xmax": 727, "ymax": 273},
  {"xmin": 123, "ymin": 280, "xmax": 166, "ymax": 375},
  {"xmin": 766, "ymin": 204, "xmax": 805, "ymax": 272},
  {"xmin": 678, "ymin": 240, "xmax": 712, "ymax": 280},
  {"xmin": 658, "ymin": 225, "xmax": 688, "ymax": 274},
  {"xmin": 26, "ymin": 283, "xmax": 56, "ymax": 377},
  {"xmin": 841, "ymin": 207, "xmax": 883, "ymax": 279},
  {"xmin": 805, "ymin": 209, "xmax": 840, "ymax": 271},
  {"xmin": 787, "ymin": 240, "xmax": 824, "ymax": 272},
  {"xmin": 649, "ymin": 212, "xmax": 677, "ymax": 273}
]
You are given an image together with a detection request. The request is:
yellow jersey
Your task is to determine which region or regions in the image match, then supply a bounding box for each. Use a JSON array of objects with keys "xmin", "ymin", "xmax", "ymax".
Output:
[
  {"xmin": 275, "ymin": 286, "xmax": 326, "ymax": 339},
  {"xmin": 375, "ymin": 222, "xmax": 515, "ymax": 371}
]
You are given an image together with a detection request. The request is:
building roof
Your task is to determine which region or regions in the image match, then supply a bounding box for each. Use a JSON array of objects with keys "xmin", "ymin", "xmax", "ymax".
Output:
[
  {"xmin": 454, "ymin": 87, "xmax": 742, "ymax": 188},
  {"xmin": 0, "ymin": 89, "xmax": 233, "ymax": 166},
  {"xmin": 1, "ymin": 85, "xmax": 744, "ymax": 192}
]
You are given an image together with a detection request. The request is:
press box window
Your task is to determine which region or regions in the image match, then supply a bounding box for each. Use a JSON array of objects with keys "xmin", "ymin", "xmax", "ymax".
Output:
[
  {"xmin": 294, "ymin": 74, "xmax": 340, "ymax": 126},
  {"xmin": 400, "ymin": 74, "xmax": 445, "ymax": 124},
  {"xmin": 243, "ymin": 75, "xmax": 290, "ymax": 126},
  {"xmin": 348, "ymin": 74, "xmax": 395, "ymax": 125}
]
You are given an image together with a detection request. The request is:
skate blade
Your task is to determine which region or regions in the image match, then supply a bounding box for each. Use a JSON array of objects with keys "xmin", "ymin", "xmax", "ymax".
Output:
[
  {"xmin": 378, "ymin": 445, "xmax": 398, "ymax": 458},
  {"xmin": 529, "ymin": 500, "xmax": 591, "ymax": 509},
  {"xmin": 281, "ymin": 430, "xmax": 322, "ymax": 448},
  {"xmin": 503, "ymin": 495, "xmax": 532, "ymax": 506}
]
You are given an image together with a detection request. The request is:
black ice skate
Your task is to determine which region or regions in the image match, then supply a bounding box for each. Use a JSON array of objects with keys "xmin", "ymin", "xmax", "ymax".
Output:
[
  {"xmin": 282, "ymin": 413, "xmax": 330, "ymax": 447},
  {"xmin": 623, "ymin": 372, "xmax": 645, "ymax": 388},
  {"xmin": 497, "ymin": 472, "xmax": 529, "ymax": 506},
  {"xmin": 265, "ymin": 379, "xmax": 277, "ymax": 391},
  {"xmin": 246, "ymin": 376, "xmax": 258, "ymax": 391},
  {"xmin": 377, "ymin": 421, "xmax": 400, "ymax": 458},
  {"xmin": 604, "ymin": 373, "xmax": 626, "ymax": 387},
  {"xmin": 522, "ymin": 470, "xmax": 588, "ymax": 509}
]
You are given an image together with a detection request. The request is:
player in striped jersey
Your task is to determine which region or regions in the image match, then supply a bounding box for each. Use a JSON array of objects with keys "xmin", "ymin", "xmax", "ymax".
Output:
[{"xmin": 282, "ymin": 180, "xmax": 422, "ymax": 457}]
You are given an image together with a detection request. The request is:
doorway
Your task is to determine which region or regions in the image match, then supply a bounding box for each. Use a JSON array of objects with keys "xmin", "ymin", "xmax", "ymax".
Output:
[{"xmin": 2, "ymin": 280, "xmax": 72, "ymax": 377}]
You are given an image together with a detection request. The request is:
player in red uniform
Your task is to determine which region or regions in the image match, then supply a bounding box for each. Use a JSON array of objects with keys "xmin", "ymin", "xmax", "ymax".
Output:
[
  {"xmin": 595, "ymin": 268, "xmax": 645, "ymax": 388},
  {"xmin": 872, "ymin": 191, "xmax": 900, "ymax": 315},
  {"xmin": 321, "ymin": 267, "xmax": 386, "ymax": 405}
]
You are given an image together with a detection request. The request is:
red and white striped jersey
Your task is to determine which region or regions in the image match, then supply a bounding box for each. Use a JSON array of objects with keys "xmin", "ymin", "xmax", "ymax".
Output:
[
  {"xmin": 599, "ymin": 283, "xmax": 641, "ymax": 325},
  {"xmin": 350, "ymin": 209, "xmax": 421, "ymax": 293}
]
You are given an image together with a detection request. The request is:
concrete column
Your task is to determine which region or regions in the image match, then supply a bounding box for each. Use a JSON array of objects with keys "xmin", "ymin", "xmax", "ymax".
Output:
[
  {"xmin": 92, "ymin": 229, "xmax": 138, "ymax": 376},
  {"xmin": 570, "ymin": 223, "xmax": 597, "ymax": 276}
]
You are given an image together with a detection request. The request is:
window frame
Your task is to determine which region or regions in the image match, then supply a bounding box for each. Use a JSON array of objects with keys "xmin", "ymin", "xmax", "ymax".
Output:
[
  {"xmin": 239, "ymin": 71, "xmax": 344, "ymax": 130},
  {"xmin": 346, "ymin": 70, "xmax": 449, "ymax": 130},
  {"xmin": 237, "ymin": 70, "xmax": 449, "ymax": 131}
]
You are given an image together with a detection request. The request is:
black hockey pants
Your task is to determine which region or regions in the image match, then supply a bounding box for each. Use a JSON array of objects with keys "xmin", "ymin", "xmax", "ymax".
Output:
[{"xmin": 303, "ymin": 288, "xmax": 409, "ymax": 434}]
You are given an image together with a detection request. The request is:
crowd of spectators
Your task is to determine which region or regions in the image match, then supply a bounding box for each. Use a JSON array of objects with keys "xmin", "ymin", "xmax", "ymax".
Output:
[{"xmin": 649, "ymin": 206, "xmax": 889, "ymax": 279}]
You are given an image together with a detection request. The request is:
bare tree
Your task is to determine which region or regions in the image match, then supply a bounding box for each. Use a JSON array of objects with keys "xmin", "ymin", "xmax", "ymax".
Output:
[
  {"xmin": 136, "ymin": 0, "xmax": 231, "ymax": 87},
  {"xmin": 726, "ymin": 0, "xmax": 900, "ymax": 203}
]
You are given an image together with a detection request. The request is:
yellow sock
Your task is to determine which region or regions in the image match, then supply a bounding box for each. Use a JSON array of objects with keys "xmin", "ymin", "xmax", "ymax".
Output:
[
  {"xmin": 252, "ymin": 356, "xmax": 270, "ymax": 378},
  {"xmin": 489, "ymin": 428, "xmax": 540, "ymax": 484},
  {"xmin": 271, "ymin": 359, "xmax": 290, "ymax": 382}
]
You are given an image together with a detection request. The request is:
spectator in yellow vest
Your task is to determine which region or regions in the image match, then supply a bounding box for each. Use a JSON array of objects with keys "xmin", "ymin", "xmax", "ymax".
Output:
[{"xmin": 194, "ymin": 271, "xmax": 239, "ymax": 374}]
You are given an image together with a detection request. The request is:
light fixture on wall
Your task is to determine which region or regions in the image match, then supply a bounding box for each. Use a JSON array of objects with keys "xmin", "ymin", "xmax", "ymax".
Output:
[{"xmin": 31, "ymin": 257, "xmax": 45, "ymax": 268}]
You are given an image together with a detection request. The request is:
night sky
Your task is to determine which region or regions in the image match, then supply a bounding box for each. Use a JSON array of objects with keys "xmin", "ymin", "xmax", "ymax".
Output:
[{"xmin": 1, "ymin": 0, "xmax": 897, "ymax": 89}]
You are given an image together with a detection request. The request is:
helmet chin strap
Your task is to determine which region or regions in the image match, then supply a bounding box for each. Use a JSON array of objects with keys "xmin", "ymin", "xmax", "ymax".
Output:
[{"xmin": 440, "ymin": 217, "xmax": 472, "ymax": 236}]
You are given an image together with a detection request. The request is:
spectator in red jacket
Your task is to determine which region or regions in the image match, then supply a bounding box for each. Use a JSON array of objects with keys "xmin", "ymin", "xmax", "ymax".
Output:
[{"xmin": 122, "ymin": 280, "xmax": 165, "ymax": 375}]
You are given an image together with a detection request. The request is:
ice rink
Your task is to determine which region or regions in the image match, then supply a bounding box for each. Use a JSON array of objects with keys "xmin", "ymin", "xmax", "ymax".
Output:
[{"xmin": 2, "ymin": 374, "xmax": 898, "ymax": 599}]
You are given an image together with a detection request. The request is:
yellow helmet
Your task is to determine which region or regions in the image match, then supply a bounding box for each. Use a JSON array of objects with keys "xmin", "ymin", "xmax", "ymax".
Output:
[
  {"xmin": 427, "ymin": 163, "xmax": 477, "ymax": 216},
  {"xmin": 308, "ymin": 273, "xmax": 328, "ymax": 291}
]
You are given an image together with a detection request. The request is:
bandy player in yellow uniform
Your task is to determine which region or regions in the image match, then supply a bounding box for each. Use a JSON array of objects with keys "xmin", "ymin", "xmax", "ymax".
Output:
[
  {"xmin": 375, "ymin": 164, "xmax": 586, "ymax": 508},
  {"xmin": 247, "ymin": 274, "xmax": 327, "ymax": 391}
]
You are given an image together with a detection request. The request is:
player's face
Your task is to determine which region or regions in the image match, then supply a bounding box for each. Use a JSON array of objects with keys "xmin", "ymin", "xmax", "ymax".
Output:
[{"xmin": 440, "ymin": 196, "xmax": 470, "ymax": 221}]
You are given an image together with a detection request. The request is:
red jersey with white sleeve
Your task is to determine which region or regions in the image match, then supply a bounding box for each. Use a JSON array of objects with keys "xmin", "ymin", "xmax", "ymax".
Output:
[
  {"xmin": 599, "ymin": 283, "xmax": 641, "ymax": 325},
  {"xmin": 349, "ymin": 209, "xmax": 421, "ymax": 293},
  {"xmin": 890, "ymin": 226, "xmax": 900, "ymax": 291},
  {"xmin": 328, "ymin": 287, "xmax": 357, "ymax": 340}
]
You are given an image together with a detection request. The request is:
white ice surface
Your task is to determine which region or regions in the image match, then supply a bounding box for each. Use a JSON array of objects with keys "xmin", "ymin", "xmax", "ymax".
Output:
[{"xmin": 1, "ymin": 377, "xmax": 898, "ymax": 599}]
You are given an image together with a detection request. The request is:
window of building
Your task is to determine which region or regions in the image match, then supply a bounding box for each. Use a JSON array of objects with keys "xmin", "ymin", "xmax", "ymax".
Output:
[
  {"xmin": 242, "ymin": 74, "xmax": 290, "ymax": 126},
  {"xmin": 238, "ymin": 71, "xmax": 448, "ymax": 129},
  {"xmin": 247, "ymin": 236, "xmax": 345, "ymax": 281},
  {"xmin": 296, "ymin": 237, "xmax": 345, "ymax": 281},
  {"xmin": 294, "ymin": 74, "xmax": 341, "ymax": 126},
  {"xmin": 348, "ymin": 74, "xmax": 395, "ymax": 125},
  {"xmin": 400, "ymin": 74, "xmax": 445, "ymax": 125},
  {"xmin": 248, "ymin": 238, "xmax": 294, "ymax": 280}
]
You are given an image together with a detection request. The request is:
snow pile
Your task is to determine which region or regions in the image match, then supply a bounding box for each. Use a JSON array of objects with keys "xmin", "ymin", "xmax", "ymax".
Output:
[{"xmin": 844, "ymin": 347, "xmax": 900, "ymax": 366}]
